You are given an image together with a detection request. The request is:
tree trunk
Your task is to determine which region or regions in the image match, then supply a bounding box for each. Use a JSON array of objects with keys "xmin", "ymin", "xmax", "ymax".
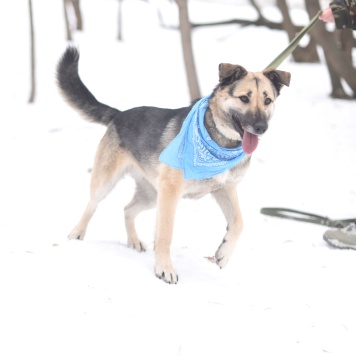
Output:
[
  {"xmin": 176, "ymin": 0, "xmax": 201, "ymax": 102},
  {"xmin": 305, "ymin": 0, "xmax": 356, "ymax": 98},
  {"xmin": 325, "ymin": 56, "xmax": 346, "ymax": 98},
  {"xmin": 277, "ymin": 0, "xmax": 319, "ymax": 63},
  {"xmin": 118, "ymin": 0, "xmax": 123, "ymax": 41},
  {"xmin": 28, "ymin": 0, "xmax": 36, "ymax": 104},
  {"xmin": 63, "ymin": 0, "xmax": 72, "ymax": 41},
  {"xmin": 334, "ymin": 29, "xmax": 354, "ymax": 61},
  {"xmin": 71, "ymin": 0, "xmax": 82, "ymax": 30}
]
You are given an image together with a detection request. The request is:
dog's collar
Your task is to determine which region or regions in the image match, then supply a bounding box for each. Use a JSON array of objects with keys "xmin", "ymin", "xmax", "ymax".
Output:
[{"xmin": 159, "ymin": 95, "xmax": 246, "ymax": 180}]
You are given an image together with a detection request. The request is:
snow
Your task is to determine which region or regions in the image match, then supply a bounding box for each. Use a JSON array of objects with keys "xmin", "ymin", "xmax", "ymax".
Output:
[{"xmin": 1, "ymin": 0, "xmax": 356, "ymax": 355}]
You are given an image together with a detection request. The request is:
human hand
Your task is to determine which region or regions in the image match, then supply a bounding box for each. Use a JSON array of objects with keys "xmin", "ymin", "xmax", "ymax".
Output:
[{"xmin": 319, "ymin": 7, "xmax": 335, "ymax": 23}]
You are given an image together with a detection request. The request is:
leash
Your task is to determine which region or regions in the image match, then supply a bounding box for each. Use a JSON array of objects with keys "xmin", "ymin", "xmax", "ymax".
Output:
[
  {"xmin": 259, "ymin": 12, "xmax": 356, "ymax": 228},
  {"xmin": 264, "ymin": 10, "xmax": 322, "ymax": 70},
  {"xmin": 260, "ymin": 207, "xmax": 355, "ymax": 228}
]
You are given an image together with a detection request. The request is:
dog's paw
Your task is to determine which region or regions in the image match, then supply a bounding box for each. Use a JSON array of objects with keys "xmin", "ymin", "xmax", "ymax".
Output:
[
  {"xmin": 67, "ymin": 230, "xmax": 85, "ymax": 240},
  {"xmin": 215, "ymin": 239, "xmax": 233, "ymax": 269},
  {"xmin": 128, "ymin": 240, "xmax": 146, "ymax": 253},
  {"xmin": 154, "ymin": 263, "xmax": 178, "ymax": 284}
]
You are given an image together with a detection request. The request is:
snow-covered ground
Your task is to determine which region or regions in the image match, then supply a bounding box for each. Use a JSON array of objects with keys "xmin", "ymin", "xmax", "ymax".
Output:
[{"xmin": 1, "ymin": 1, "xmax": 355, "ymax": 355}]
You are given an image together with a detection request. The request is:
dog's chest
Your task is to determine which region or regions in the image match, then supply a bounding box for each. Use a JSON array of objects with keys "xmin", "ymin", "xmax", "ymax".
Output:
[{"xmin": 182, "ymin": 157, "xmax": 251, "ymax": 199}]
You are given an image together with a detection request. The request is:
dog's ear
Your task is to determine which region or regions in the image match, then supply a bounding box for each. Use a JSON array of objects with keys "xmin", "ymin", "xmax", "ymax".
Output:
[
  {"xmin": 263, "ymin": 69, "xmax": 291, "ymax": 95},
  {"xmin": 218, "ymin": 63, "xmax": 248, "ymax": 86}
]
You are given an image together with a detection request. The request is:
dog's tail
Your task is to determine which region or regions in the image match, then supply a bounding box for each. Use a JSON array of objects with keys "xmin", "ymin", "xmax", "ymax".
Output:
[{"xmin": 56, "ymin": 46, "xmax": 119, "ymax": 126}]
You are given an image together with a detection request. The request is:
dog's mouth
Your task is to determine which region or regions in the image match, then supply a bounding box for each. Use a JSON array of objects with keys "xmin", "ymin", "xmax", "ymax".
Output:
[{"xmin": 232, "ymin": 114, "xmax": 259, "ymax": 155}]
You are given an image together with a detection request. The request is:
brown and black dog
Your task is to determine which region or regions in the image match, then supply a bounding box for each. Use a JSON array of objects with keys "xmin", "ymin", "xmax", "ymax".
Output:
[{"xmin": 57, "ymin": 46, "xmax": 290, "ymax": 284}]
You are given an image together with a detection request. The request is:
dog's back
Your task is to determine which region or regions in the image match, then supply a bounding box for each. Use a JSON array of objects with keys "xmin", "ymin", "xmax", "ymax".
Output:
[{"xmin": 57, "ymin": 47, "xmax": 191, "ymax": 162}]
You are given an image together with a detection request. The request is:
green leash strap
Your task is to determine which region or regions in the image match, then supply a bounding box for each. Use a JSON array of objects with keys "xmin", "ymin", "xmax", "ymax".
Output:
[
  {"xmin": 260, "ymin": 207, "xmax": 355, "ymax": 228},
  {"xmin": 260, "ymin": 12, "xmax": 345, "ymax": 228},
  {"xmin": 264, "ymin": 10, "xmax": 322, "ymax": 70}
]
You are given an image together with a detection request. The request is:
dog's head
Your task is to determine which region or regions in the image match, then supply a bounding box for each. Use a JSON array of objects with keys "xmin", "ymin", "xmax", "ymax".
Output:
[{"xmin": 210, "ymin": 63, "xmax": 290, "ymax": 154}]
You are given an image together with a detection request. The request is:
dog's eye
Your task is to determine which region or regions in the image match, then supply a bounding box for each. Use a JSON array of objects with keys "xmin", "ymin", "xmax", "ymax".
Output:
[
  {"xmin": 239, "ymin": 95, "xmax": 249, "ymax": 104},
  {"xmin": 264, "ymin": 98, "xmax": 272, "ymax": 105}
]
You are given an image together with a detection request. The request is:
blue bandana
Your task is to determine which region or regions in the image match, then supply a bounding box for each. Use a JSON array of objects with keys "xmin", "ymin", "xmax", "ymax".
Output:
[{"xmin": 159, "ymin": 95, "xmax": 246, "ymax": 180}]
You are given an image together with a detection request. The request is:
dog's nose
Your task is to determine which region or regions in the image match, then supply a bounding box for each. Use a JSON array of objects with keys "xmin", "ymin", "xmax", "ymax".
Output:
[{"xmin": 253, "ymin": 122, "xmax": 267, "ymax": 135}]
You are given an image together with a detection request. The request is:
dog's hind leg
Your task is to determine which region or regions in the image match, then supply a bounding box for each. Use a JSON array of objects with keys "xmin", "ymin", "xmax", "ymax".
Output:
[
  {"xmin": 124, "ymin": 178, "xmax": 157, "ymax": 252},
  {"xmin": 212, "ymin": 185, "xmax": 243, "ymax": 269},
  {"xmin": 68, "ymin": 131, "xmax": 127, "ymax": 240}
]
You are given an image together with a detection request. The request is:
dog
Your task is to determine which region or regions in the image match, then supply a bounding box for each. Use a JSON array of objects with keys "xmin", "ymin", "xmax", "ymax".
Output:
[{"xmin": 57, "ymin": 46, "xmax": 290, "ymax": 284}]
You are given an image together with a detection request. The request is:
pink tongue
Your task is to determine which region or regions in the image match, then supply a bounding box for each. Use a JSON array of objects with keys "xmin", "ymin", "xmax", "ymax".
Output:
[{"xmin": 242, "ymin": 131, "xmax": 258, "ymax": 154}]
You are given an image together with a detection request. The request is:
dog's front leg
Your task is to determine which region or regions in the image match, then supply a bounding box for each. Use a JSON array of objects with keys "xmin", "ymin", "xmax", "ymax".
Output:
[
  {"xmin": 154, "ymin": 166, "xmax": 183, "ymax": 284},
  {"xmin": 212, "ymin": 185, "xmax": 243, "ymax": 269}
]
